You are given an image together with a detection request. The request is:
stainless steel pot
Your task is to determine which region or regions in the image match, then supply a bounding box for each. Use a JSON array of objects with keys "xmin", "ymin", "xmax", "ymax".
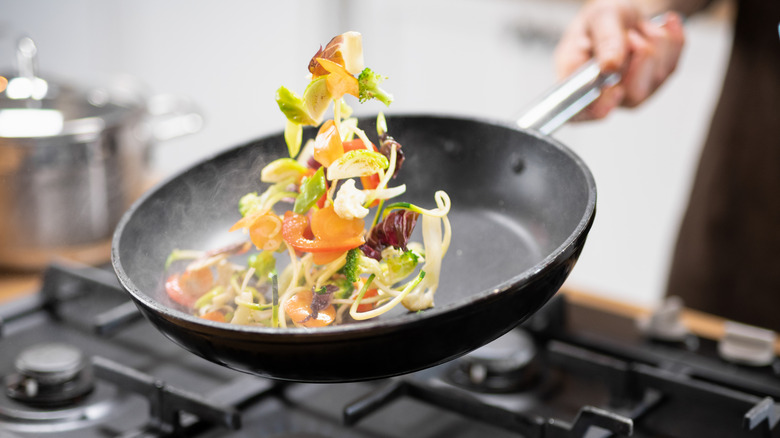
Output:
[{"xmin": 0, "ymin": 37, "xmax": 202, "ymax": 270}]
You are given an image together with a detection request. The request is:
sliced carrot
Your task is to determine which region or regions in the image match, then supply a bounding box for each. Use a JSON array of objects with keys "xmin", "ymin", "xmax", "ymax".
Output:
[
  {"xmin": 165, "ymin": 274, "xmax": 196, "ymax": 307},
  {"xmin": 284, "ymin": 290, "xmax": 336, "ymax": 328},
  {"xmin": 312, "ymin": 250, "xmax": 346, "ymax": 265},
  {"xmin": 317, "ymin": 57, "xmax": 359, "ymax": 100},
  {"xmin": 357, "ymin": 289, "xmax": 379, "ymax": 312},
  {"xmin": 282, "ymin": 211, "xmax": 364, "ymax": 253},
  {"xmin": 313, "ymin": 120, "xmax": 344, "ymax": 167},
  {"xmin": 165, "ymin": 267, "xmax": 213, "ymax": 308},
  {"xmin": 230, "ymin": 211, "xmax": 283, "ymax": 251},
  {"xmin": 248, "ymin": 214, "xmax": 283, "ymax": 251},
  {"xmin": 201, "ymin": 310, "xmax": 226, "ymax": 323},
  {"xmin": 229, "ymin": 209, "xmax": 264, "ymax": 232},
  {"xmin": 310, "ymin": 205, "xmax": 364, "ymax": 242}
]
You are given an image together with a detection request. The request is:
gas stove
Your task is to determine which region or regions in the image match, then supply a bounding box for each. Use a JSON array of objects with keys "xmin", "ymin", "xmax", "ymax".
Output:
[{"xmin": 1, "ymin": 263, "xmax": 779, "ymax": 437}]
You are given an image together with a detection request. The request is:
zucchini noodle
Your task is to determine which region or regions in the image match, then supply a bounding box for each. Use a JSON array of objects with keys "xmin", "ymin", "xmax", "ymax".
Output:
[
  {"xmin": 364, "ymin": 184, "xmax": 406, "ymax": 201},
  {"xmin": 333, "ymin": 97, "xmax": 343, "ymax": 131},
  {"xmin": 314, "ymin": 252, "xmax": 349, "ymax": 289},
  {"xmin": 300, "ymin": 254, "xmax": 318, "ymax": 287},
  {"xmin": 344, "ymin": 124, "xmax": 374, "ymax": 152},
  {"xmin": 162, "ymin": 32, "xmax": 453, "ymax": 329},
  {"xmin": 261, "ymin": 190, "xmax": 298, "ymax": 213},
  {"xmin": 163, "ymin": 177, "xmax": 452, "ymax": 327},
  {"xmin": 351, "ymin": 271, "xmax": 426, "ymax": 320},
  {"xmin": 277, "ymin": 245, "xmax": 304, "ymax": 328},
  {"xmin": 402, "ymin": 204, "xmax": 451, "ymax": 311},
  {"xmin": 378, "ymin": 144, "xmax": 397, "ymax": 190}
]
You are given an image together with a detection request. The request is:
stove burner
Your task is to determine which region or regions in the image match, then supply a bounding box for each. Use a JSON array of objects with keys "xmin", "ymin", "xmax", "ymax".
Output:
[
  {"xmin": 5, "ymin": 343, "xmax": 94, "ymax": 407},
  {"xmin": 447, "ymin": 329, "xmax": 539, "ymax": 393}
]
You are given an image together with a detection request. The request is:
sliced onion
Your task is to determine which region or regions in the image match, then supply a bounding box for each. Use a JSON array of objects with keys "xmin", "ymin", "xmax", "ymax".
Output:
[
  {"xmin": 364, "ymin": 184, "xmax": 406, "ymax": 201},
  {"xmin": 261, "ymin": 158, "xmax": 308, "ymax": 183},
  {"xmin": 340, "ymin": 31, "xmax": 365, "ymax": 75},
  {"xmin": 326, "ymin": 149, "xmax": 388, "ymax": 181}
]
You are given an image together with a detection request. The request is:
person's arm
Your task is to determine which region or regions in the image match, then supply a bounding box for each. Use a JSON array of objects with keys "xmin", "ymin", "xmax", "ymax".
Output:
[{"xmin": 554, "ymin": 0, "xmax": 700, "ymax": 120}]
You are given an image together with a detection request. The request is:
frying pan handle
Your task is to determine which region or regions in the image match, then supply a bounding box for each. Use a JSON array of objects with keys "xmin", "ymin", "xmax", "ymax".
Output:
[
  {"xmin": 515, "ymin": 59, "xmax": 620, "ymax": 136},
  {"xmin": 517, "ymin": 14, "xmax": 675, "ymax": 136}
]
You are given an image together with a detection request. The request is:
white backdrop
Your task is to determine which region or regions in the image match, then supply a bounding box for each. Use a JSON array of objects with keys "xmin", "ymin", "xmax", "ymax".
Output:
[{"xmin": 1, "ymin": 0, "xmax": 733, "ymax": 307}]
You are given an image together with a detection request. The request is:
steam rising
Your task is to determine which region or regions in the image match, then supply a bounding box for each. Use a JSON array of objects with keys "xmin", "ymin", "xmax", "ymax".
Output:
[
  {"xmin": 117, "ymin": 133, "xmax": 287, "ymax": 302},
  {"xmin": 117, "ymin": 117, "xmax": 594, "ymax": 314}
]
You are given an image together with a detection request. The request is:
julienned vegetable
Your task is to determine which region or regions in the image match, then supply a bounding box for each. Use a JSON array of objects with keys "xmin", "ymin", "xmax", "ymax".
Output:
[{"xmin": 164, "ymin": 31, "xmax": 452, "ymax": 328}]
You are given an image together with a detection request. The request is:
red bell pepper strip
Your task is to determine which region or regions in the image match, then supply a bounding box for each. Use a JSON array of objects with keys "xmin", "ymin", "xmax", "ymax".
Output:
[{"xmin": 282, "ymin": 211, "xmax": 365, "ymax": 253}]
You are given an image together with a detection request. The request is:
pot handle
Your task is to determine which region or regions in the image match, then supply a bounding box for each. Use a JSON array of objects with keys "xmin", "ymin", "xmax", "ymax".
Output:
[
  {"xmin": 146, "ymin": 93, "xmax": 204, "ymax": 142},
  {"xmin": 515, "ymin": 59, "xmax": 619, "ymax": 136}
]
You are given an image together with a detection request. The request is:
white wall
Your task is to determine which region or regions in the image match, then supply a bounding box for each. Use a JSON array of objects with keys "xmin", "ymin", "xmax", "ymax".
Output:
[{"xmin": 1, "ymin": 0, "xmax": 733, "ymax": 307}]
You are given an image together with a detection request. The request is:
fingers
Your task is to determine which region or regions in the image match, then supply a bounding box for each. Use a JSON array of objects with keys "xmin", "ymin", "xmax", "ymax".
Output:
[
  {"xmin": 621, "ymin": 29, "xmax": 655, "ymax": 106},
  {"xmin": 554, "ymin": 18, "xmax": 594, "ymax": 79},
  {"xmin": 554, "ymin": 0, "xmax": 637, "ymax": 78},
  {"xmin": 553, "ymin": 0, "xmax": 640, "ymax": 120},
  {"xmin": 587, "ymin": 1, "xmax": 638, "ymax": 73},
  {"xmin": 622, "ymin": 12, "xmax": 685, "ymax": 107},
  {"xmin": 652, "ymin": 12, "xmax": 685, "ymax": 79},
  {"xmin": 579, "ymin": 83, "xmax": 626, "ymax": 120},
  {"xmin": 553, "ymin": 4, "xmax": 686, "ymax": 120}
]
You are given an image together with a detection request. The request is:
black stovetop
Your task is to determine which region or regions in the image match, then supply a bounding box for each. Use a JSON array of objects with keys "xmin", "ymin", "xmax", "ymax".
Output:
[{"xmin": 1, "ymin": 263, "xmax": 779, "ymax": 438}]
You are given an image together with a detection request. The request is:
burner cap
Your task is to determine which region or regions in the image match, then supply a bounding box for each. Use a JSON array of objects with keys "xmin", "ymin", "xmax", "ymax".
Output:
[
  {"xmin": 5, "ymin": 342, "xmax": 94, "ymax": 407},
  {"xmin": 15, "ymin": 343, "xmax": 86, "ymax": 385},
  {"xmin": 447, "ymin": 329, "xmax": 539, "ymax": 393}
]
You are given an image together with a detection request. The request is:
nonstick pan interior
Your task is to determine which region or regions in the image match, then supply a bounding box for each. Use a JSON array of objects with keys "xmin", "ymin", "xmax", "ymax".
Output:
[{"xmin": 112, "ymin": 114, "xmax": 596, "ymax": 381}]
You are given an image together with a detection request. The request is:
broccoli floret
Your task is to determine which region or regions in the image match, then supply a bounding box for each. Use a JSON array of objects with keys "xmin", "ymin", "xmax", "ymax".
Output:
[
  {"xmin": 238, "ymin": 192, "xmax": 262, "ymax": 217},
  {"xmin": 386, "ymin": 249, "xmax": 420, "ymax": 281},
  {"xmin": 324, "ymin": 277, "xmax": 354, "ymax": 300},
  {"xmin": 338, "ymin": 248, "xmax": 360, "ymax": 282},
  {"xmin": 358, "ymin": 68, "xmax": 393, "ymax": 106},
  {"xmin": 248, "ymin": 251, "xmax": 276, "ymax": 283}
]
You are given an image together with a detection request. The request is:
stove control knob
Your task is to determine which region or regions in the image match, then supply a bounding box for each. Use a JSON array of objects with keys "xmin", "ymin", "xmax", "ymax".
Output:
[
  {"xmin": 637, "ymin": 296, "xmax": 690, "ymax": 342},
  {"xmin": 718, "ymin": 321, "xmax": 776, "ymax": 367}
]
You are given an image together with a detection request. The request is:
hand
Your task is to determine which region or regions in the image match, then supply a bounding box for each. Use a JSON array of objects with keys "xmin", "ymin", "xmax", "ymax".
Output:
[{"xmin": 554, "ymin": 0, "xmax": 685, "ymax": 120}]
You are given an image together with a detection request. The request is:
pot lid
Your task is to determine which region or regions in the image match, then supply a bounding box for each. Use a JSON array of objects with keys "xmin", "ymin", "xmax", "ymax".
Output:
[{"xmin": 0, "ymin": 37, "xmax": 135, "ymax": 138}]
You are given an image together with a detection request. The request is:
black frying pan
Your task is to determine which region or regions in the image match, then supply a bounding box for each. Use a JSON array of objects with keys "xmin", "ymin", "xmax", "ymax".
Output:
[{"xmin": 112, "ymin": 61, "xmax": 607, "ymax": 383}]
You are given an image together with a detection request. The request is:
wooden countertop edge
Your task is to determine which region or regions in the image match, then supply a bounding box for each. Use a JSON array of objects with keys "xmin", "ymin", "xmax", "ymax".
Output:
[
  {"xmin": 0, "ymin": 274, "xmax": 39, "ymax": 304},
  {"xmin": 561, "ymin": 287, "xmax": 780, "ymax": 355}
]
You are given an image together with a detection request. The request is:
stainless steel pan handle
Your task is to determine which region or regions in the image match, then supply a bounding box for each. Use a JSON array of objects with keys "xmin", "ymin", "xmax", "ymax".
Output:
[
  {"xmin": 518, "ymin": 14, "xmax": 673, "ymax": 136},
  {"xmin": 516, "ymin": 59, "xmax": 620, "ymax": 136}
]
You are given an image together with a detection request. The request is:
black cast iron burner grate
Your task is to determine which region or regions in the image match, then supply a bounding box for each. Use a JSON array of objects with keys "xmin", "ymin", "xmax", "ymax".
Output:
[
  {"xmin": 343, "ymin": 378, "xmax": 633, "ymax": 437},
  {"xmin": 2, "ymin": 262, "xmax": 780, "ymax": 437}
]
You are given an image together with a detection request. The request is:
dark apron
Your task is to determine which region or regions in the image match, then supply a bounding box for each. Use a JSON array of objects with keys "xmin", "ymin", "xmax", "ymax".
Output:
[{"xmin": 666, "ymin": 0, "xmax": 780, "ymax": 331}]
